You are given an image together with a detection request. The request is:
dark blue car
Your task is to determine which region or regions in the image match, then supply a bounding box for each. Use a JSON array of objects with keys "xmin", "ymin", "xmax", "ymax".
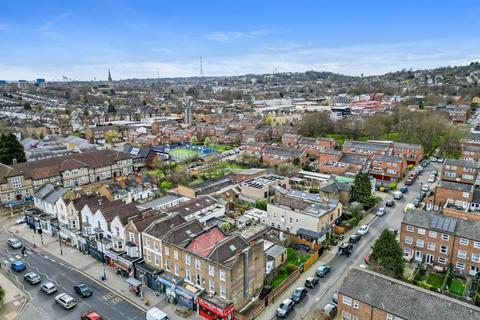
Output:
[{"xmin": 11, "ymin": 261, "xmax": 26, "ymax": 272}]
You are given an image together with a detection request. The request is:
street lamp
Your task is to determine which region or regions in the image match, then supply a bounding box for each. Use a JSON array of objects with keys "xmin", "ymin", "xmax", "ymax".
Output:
[
  {"xmin": 55, "ymin": 211, "xmax": 63, "ymax": 255},
  {"xmin": 101, "ymin": 241, "xmax": 107, "ymax": 280}
]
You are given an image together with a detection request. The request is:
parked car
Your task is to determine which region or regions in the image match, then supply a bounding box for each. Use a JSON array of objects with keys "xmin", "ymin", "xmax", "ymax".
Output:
[
  {"xmin": 338, "ymin": 243, "xmax": 353, "ymax": 256},
  {"xmin": 433, "ymin": 168, "xmax": 438, "ymax": 176},
  {"xmin": 15, "ymin": 216, "xmax": 26, "ymax": 224},
  {"xmin": 393, "ymin": 190, "xmax": 403, "ymax": 200},
  {"xmin": 292, "ymin": 244, "xmax": 310, "ymax": 252},
  {"xmin": 437, "ymin": 157, "xmax": 445, "ymax": 163},
  {"xmin": 304, "ymin": 276, "xmax": 319, "ymax": 289},
  {"xmin": 81, "ymin": 311, "xmax": 103, "ymax": 320},
  {"xmin": 413, "ymin": 199, "xmax": 421, "ymax": 207},
  {"xmin": 24, "ymin": 272, "xmax": 41, "ymax": 285},
  {"xmin": 291, "ymin": 287, "xmax": 307, "ymax": 303},
  {"xmin": 40, "ymin": 281, "xmax": 57, "ymax": 295},
  {"xmin": 405, "ymin": 178, "xmax": 414, "ymax": 186},
  {"xmin": 400, "ymin": 186, "xmax": 408, "ymax": 193},
  {"xmin": 422, "ymin": 184, "xmax": 430, "ymax": 192},
  {"xmin": 323, "ymin": 303, "xmax": 337, "ymax": 319},
  {"xmin": 385, "ymin": 199, "xmax": 395, "ymax": 207},
  {"xmin": 74, "ymin": 283, "xmax": 92, "ymax": 298},
  {"xmin": 55, "ymin": 293, "xmax": 77, "ymax": 310},
  {"xmin": 7, "ymin": 238, "xmax": 23, "ymax": 249},
  {"xmin": 316, "ymin": 264, "xmax": 331, "ymax": 277},
  {"xmin": 376, "ymin": 207, "xmax": 387, "ymax": 216},
  {"xmin": 428, "ymin": 175, "xmax": 436, "ymax": 183},
  {"xmin": 10, "ymin": 261, "xmax": 26, "ymax": 272},
  {"xmin": 276, "ymin": 299, "xmax": 295, "ymax": 318},
  {"xmin": 357, "ymin": 225, "xmax": 369, "ymax": 236},
  {"xmin": 332, "ymin": 291, "xmax": 338, "ymax": 304},
  {"xmin": 146, "ymin": 307, "xmax": 169, "ymax": 320},
  {"xmin": 349, "ymin": 234, "xmax": 361, "ymax": 243}
]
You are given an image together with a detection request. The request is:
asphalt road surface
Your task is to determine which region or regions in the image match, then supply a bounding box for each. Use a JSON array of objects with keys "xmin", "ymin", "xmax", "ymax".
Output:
[
  {"xmin": 0, "ymin": 223, "xmax": 146, "ymax": 320},
  {"xmin": 290, "ymin": 162, "xmax": 440, "ymax": 319}
]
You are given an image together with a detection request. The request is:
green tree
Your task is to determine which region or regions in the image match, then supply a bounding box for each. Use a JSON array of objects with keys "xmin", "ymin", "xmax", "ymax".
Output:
[
  {"xmin": 204, "ymin": 137, "xmax": 211, "ymax": 147},
  {"xmin": 104, "ymin": 130, "xmax": 119, "ymax": 147},
  {"xmin": 275, "ymin": 163, "xmax": 300, "ymax": 177},
  {"xmin": 352, "ymin": 172, "xmax": 376, "ymax": 209},
  {"xmin": 159, "ymin": 180, "xmax": 173, "ymax": 191},
  {"xmin": 255, "ymin": 199, "xmax": 267, "ymax": 211},
  {"xmin": 107, "ymin": 103, "xmax": 116, "ymax": 113},
  {"xmin": 0, "ymin": 133, "xmax": 26, "ymax": 165},
  {"xmin": 190, "ymin": 135, "xmax": 198, "ymax": 145},
  {"xmin": 370, "ymin": 229, "xmax": 405, "ymax": 278}
]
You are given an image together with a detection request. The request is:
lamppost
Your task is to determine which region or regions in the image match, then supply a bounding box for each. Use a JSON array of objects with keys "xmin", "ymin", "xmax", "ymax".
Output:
[
  {"xmin": 101, "ymin": 241, "xmax": 107, "ymax": 280},
  {"xmin": 32, "ymin": 233, "xmax": 36, "ymax": 248},
  {"xmin": 55, "ymin": 211, "xmax": 63, "ymax": 255}
]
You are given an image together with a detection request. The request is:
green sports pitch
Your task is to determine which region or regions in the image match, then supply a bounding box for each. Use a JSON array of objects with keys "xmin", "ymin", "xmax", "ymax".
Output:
[{"xmin": 169, "ymin": 148, "xmax": 199, "ymax": 161}]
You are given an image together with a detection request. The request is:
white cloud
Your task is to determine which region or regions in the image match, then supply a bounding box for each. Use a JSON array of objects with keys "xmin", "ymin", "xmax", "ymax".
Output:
[
  {"xmin": 204, "ymin": 29, "xmax": 270, "ymax": 42},
  {"xmin": 2, "ymin": 37, "xmax": 480, "ymax": 80},
  {"xmin": 38, "ymin": 13, "xmax": 73, "ymax": 32}
]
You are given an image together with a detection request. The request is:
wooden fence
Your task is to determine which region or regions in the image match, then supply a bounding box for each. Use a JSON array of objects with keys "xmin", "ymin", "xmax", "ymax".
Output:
[
  {"xmin": 303, "ymin": 251, "xmax": 319, "ymax": 271},
  {"xmin": 235, "ymin": 267, "xmax": 302, "ymax": 320}
]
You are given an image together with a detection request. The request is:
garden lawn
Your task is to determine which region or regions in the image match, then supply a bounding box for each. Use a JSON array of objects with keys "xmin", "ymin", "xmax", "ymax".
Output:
[
  {"xmin": 287, "ymin": 248, "xmax": 311, "ymax": 266},
  {"xmin": 271, "ymin": 270, "xmax": 289, "ymax": 289},
  {"xmin": 449, "ymin": 278, "xmax": 466, "ymax": 296},
  {"xmin": 427, "ymin": 272, "xmax": 445, "ymax": 289},
  {"xmin": 212, "ymin": 144, "xmax": 233, "ymax": 152}
]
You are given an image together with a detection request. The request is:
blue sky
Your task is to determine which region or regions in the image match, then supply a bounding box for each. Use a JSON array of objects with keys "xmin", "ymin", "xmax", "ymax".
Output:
[{"xmin": 1, "ymin": 0, "xmax": 480, "ymax": 80}]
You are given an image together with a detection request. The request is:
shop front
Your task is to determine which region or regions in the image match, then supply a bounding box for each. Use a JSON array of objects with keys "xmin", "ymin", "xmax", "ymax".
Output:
[
  {"xmin": 197, "ymin": 296, "xmax": 234, "ymax": 320},
  {"xmin": 155, "ymin": 274, "xmax": 177, "ymax": 303},
  {"xmin": 117, "ymin": 254, "xmax": 138, "ymax": 278},
  {"xmin": 174, "ymin": 283, "xmax": 202, "ymax": 311},
  {"xmin": 104, "ymin": 249, "xmax": 120, "ymax": 268},
  {"xmin": 134, "ymin": 262, "xmax": 160, "ymax": 290}
]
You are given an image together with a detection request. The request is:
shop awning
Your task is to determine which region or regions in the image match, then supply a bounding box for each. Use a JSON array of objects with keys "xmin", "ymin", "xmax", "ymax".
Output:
[{"xmin": 126, "ymin": 277, "xmax": 142, "ymax": 287}]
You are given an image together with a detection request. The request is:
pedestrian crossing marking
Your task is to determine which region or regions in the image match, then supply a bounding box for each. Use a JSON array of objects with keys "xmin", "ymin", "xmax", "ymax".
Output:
[
  {"xmin": 15, "ymin": 255, "xmax": 21, "ymax": 259},
  {"xmin": 8, "ymin": 257, "xmax": 15, "ymax": 262},
  {"xmin": 3, "ymin": 260, "xmax": 8, "ymax": 265}
]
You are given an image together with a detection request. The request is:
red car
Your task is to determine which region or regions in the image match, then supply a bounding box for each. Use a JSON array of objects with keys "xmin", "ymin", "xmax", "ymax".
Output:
[{"xmin": 81, "ymin": 311, "xmax": 102, "ymax": 320}]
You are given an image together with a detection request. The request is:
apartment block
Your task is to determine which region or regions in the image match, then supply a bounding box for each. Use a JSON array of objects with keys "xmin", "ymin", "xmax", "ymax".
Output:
[
  {"xmin": 337, "ymin": 267, "xmax": 480, "ymax": 320},
  {"xmin": 401, "ymin": 210, "xmax": 480, "ymax": 276},
  {"xmin": 441, "ymin": 159, "xmax": 480, "ymax": 185}
]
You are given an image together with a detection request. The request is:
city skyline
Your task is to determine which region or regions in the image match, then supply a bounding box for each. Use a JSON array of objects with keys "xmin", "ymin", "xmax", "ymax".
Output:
[{"xmin": 1, "ymin": 0, "xmax": 480, "ymax": 80}]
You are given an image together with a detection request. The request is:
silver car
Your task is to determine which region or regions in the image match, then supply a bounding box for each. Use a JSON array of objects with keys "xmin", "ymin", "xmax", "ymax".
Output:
[
  {"xmin": 24, "ymin": 272, "xmax": 41, "ymax": 285},
  {"xmin": 40, "ymin": 281, "xmax": 57, "ymax": 295},
  {"xmin": 55, "ymin": 293, "xmax": 77, "ymax": 310},
  {"xmin": 7, "ymin": 238, "xmax": 23, "ymax": 249}
]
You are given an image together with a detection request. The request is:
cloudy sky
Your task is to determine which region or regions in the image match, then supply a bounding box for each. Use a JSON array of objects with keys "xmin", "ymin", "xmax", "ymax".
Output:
[{"xmin": 1, "ymin": 0, "xmax": 480, "ymax": 80}]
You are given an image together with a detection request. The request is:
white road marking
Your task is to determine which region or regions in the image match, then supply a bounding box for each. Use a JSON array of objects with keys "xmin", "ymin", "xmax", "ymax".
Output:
[
  {"xmin": 8, "ymin": 257, "xmax": 15, "ymax": 262},
  {"xmin": 15, "ymin": 255, "xmax": 21, "ymax": 259},
  {"xmin": 3, "ymin": 260, "xmax": 8, "ymax": 265}
]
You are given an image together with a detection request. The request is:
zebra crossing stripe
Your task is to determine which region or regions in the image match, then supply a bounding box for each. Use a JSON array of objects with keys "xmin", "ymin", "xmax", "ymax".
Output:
[
  {"xmin": 8, "ymin": 257, "xmax": 15, "ymax": 262},
  {"xmin": 15, "ymin": 255, "xmax": 21, "ymax": 259}
]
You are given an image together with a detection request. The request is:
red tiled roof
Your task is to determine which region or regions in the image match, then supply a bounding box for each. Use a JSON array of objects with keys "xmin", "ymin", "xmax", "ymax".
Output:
[{"xmin": 185, "ymin": 226, "xmax": 226, "ymax": 257}]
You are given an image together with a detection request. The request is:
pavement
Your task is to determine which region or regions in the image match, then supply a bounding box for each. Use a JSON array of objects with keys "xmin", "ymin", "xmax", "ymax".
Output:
[
  {"xmin": 4, "ymin": 221, "xmax": 202, "ymax": 320},
  {"xmin": 257, "ymin": 162, "xmax": 440, "ymax": 320},
  {"xmin": 0, "ymin": 270, "xmax": 27, "ymax": 320}
]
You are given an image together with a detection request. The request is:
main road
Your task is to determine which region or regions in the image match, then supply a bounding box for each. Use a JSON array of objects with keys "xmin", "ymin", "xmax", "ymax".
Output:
[
  {"xmin": 0, "ymin": 219, "xmax": 146, "ymax": 320},
  {"xmin": 265, "ymin": 162, "xmax": 440, "ymax": 320}
]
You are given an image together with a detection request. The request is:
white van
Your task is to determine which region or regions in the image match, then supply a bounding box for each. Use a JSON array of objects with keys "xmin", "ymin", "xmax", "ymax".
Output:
[
  {"xmin": 146, "ymin": 307, "xmax": 169, "ymax": 320},
  {"xmin": 393, "ymin": 191, "xmax": 403, "ymax": 200}
]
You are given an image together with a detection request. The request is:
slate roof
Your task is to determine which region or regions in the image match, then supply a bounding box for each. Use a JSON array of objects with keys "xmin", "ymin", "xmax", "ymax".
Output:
[
  {"xmin": 403, "ymin": 210, "xmax": 480, "ymax": 241},
  {"xmin": 207, "ymin": 234, "xmax": 249, "ymax": 266},
  {"xmin": 13, "ymin": 150, "xmax": 132, "ymax": 180},
  {"xmin": 128, "ymin": 210, "xmax": 168, "ymax": 233},
  {"xmin": 444, "ymin": 158, "xmax": 480, "ymax": 169},
  {"xmin": 343, "ymin": 140, "xmax": 392, "ymax": 152},
  {"xmin": 373, "ymin": 155, "xmax": 404, "ymax": 163},
  {"xmin": 263, "ymin": 145, "xmax": 305, "ymax": 158},
  {"xmin": 394, "ymin": 142, "xmax": 422, "ymax": 150},
  {"xmin": 144, "ymin": 214, "xmax": 187, "ymax": 238},
  {"xmin": 320, "ymin": 181, "xmax": 352, "ymax": 193},
  {"xmin": 339, "ymin": 267, "xmax": 480, "ymax": 320},
  {"xmin": 437, "ymin": 180, "xmax": 474, "ymax": 193},
  {"xmin": 340, "ymin": 154, "xmax": 369, "ymax": 165},
  {"xmin": 0, "ymin": 163, "xmax": 23, "ymax": 183},
  {"xmin": 166, "ymin": 196, "xmax": 217, "ymax": 218},
  {"xmin": 71, "ymin": 195, "xmax": 109, "ymax": 211},
  {"xmin": 162, "ymin": 219, "xmax": 204, "ymax": 247},
  {"xmin": 462, "ymin": 145, "xmax": 480, "ymax": 153}
]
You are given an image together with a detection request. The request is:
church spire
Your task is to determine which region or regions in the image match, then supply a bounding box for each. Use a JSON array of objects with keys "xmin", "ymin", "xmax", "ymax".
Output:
[{"xmin": 108, "ymin": 68, "xmax": 112, "ymax": 83}]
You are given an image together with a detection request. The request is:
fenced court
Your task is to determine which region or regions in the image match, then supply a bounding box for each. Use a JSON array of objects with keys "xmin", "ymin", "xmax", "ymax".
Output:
[{"xmin": 168, "ymin": 144, "xmax": 218, "ymax": 161}]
